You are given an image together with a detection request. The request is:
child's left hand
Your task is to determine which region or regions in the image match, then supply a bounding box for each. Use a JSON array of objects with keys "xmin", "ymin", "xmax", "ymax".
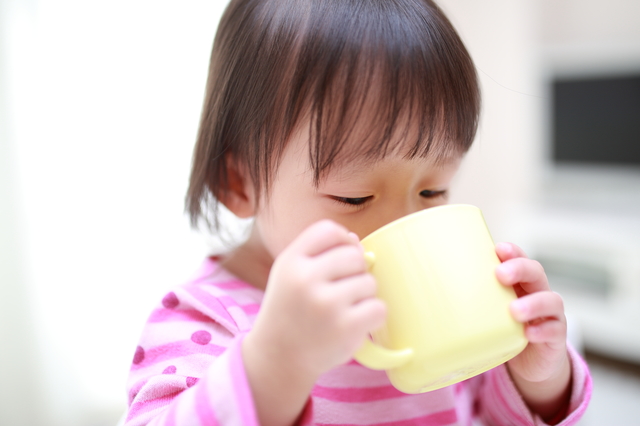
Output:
[{"xmin": 495, "ymin": 242, "xmax": 572, "ymax": 420}]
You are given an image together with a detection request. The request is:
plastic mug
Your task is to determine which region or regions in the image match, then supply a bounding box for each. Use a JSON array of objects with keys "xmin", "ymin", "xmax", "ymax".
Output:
[{"xmin": 353, "ymin": 204, "xmax": 528, "ymax": 393}]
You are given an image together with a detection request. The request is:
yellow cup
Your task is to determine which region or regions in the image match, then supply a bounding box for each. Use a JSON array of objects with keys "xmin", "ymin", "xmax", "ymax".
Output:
[{"xmin": 354, "ymin": 204, "xmax": 527, "ymax": 393}]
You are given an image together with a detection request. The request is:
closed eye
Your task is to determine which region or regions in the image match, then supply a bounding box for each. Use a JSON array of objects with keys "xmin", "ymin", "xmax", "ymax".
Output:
[
  {"xmin": 331, "ymin": 196, "xmax": 373, "ymax": 206},
  {"xmin": 419, "ymin": 189, "xmax": 447, "ymax": 199}
]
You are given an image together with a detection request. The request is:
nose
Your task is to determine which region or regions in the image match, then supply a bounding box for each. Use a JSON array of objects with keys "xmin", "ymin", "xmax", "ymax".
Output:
[
  {"xmin": 395, "ymin": 196, "xmax": 430, "ymax": 222},
  {"xmin": 370, "ymin": 201, "xmax": 426, "ymax": 235}
]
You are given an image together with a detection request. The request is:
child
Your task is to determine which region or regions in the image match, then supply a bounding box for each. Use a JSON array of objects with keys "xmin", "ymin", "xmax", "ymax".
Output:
[{"xmin": 125, "ymin": 0, "xmax": 592, "ymax": 425}]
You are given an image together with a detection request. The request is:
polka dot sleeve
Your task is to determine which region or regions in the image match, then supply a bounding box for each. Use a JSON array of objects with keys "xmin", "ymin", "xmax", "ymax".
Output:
[{"xmin": 123, "ymin": 259, "xmax": 264, "ymax": 426}]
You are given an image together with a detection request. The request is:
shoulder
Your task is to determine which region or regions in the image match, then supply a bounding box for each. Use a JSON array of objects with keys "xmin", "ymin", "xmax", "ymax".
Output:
[
  {"xmin": 127, "ymin": 257, "xmax": 264, "ymax": 392},
  {"xmin": 159, "ymin": 256, "xmax": 264, "ymax": 334}
]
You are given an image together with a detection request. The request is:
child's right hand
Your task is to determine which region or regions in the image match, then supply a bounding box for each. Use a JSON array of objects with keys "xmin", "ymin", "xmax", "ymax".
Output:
[
  {"xmin": 242, "ymin": 220, "xmax": 386, "ymax": 426},
  {"xmin": 247, "ymin": 219, "xmax": 386, "ymax": 377}
]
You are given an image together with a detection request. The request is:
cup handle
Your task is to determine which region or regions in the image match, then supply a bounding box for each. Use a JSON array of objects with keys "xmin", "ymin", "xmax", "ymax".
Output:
[
  {"xmin": 364, "ymin": 251, "xmax": 376, "ymax": 269},
  {"xmin": 354, "ymin": 251, "xmax": 414, "ymax": 370},
  {"xmin": 354, "ymin": 338, "xmax": 414, "ymax": 370}
]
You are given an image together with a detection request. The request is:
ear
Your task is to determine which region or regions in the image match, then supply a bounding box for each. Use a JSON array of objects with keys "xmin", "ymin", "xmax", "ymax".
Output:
[{"xmin": 216, "ymin": 156, "xmax": 257, "ymax": 219}]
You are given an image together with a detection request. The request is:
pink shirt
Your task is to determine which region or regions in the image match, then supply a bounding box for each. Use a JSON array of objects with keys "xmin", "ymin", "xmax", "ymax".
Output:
[{"xmin": 125, "ymin": 257, "xmax": 592, "ymax": 426}]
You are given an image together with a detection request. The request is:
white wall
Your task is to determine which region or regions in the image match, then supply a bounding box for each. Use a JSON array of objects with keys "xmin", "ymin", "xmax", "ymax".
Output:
[
  {"xmin": 539, "ymin": 0, "xmax": 640, "ymax": 45},
  {"xmin": 1, "ymin": 1, "xmax": 46, "ymax": 424},
  {"xmin": 441, "ymin": 0, "xmax": 543, "ymax": 243},
  {"xmin": 3, "ymin": 1, "xmax": 227, "ymax": 424}
]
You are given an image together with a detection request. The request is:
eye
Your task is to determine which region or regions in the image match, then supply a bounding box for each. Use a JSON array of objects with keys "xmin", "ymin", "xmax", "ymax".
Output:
[
  {"xmin": 332, "ymin": 196, "xmax": 372, "ymax": 206},
  {"xmin": 419, "ymin": 189, "xmax": 447, "ymax": 199}
]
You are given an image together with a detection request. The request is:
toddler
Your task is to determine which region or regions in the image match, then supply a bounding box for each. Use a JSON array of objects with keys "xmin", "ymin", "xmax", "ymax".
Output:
[{"xmin": 125, "ymin": 0, "xmax": 592, "ymax": 425}]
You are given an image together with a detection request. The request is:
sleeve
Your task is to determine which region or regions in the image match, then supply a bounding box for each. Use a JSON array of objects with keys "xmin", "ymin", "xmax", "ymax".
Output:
[
  {"xmin": 123, "ymin": 291, "xmax": 260, "ymax": 426},
  {"xmin": 475, "ymin": 344, "xmax": 593, "ymax": 426}
]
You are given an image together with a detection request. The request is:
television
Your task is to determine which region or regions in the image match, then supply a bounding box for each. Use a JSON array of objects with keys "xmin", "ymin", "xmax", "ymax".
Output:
[{"xmin": 552, "ymin": 74, "xmax": 640, "ymax": 167}]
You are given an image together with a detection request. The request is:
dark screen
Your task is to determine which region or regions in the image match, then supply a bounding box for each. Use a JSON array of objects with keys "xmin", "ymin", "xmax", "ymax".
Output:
[{"xmin": 552, "ymin": 75, "xmax": 640, "ymax": 166}]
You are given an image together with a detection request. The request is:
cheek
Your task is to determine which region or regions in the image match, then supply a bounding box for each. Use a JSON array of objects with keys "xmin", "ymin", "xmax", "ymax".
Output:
[
  {"xmin": 254, "ymin": 200, "xmax": 320, "ymax": 258},
  {"xmin": 254, "ymin": 216, "xmax": 298, "ymax": 258},
  {"xmin": 253, "ymin": 169, "xmax": 345, "ymax": 257}
]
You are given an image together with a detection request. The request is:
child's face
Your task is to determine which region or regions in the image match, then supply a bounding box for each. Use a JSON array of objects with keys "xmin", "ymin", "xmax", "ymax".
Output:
[{"xmin": 250, "ymin": 126, "xmax": 462, "ymax": 261}]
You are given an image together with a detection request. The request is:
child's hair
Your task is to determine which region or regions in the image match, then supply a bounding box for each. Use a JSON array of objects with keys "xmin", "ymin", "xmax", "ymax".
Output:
[{"xmin": 187, "ymin": 0, "xmax": 480, "ymax": 231}]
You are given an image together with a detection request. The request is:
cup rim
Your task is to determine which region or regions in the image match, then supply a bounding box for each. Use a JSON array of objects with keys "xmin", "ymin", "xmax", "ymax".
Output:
[{"xmin": 361, "ymin": 203, "xmax": 478, "ymax": 242}]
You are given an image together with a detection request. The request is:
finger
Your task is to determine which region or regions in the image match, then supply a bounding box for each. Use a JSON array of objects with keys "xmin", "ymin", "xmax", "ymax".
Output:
[
  {"xmin": 345, "ymin": 297, "xmax": 387, "ymax": 335},
  {"xmin": 332, "ymin": 273, "xmax": 377, "ymax": 305},
  {"xmin": 524, "ymin": 319, "xmax": 567, "ymax": 347},
  {"xmin": 315, "ymin": 244, "xmax": 367, "ymax": 281},
  {"xmin": 496, "ymin": 257, "xmax": 550, "ymax": 293},
  {"xmin": 510, "ymin": 291, "xmax": 565, "ymax": 323},
  {"xmin": 495, "ymin": 242, "xmax": 528, "ymax": 263},
  {"xmin": 289, "ymin": 219, "xmax": 356, "ymax": 257}
]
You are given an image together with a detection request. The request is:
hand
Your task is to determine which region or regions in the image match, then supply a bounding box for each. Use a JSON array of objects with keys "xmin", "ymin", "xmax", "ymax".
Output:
[
  {"xmin": 495, "ymin": 242, "xmax": 571, "ymax": 420},
  {"xmin": 243, "ymin": 220, "xmax": 386, "ymax": 426}
]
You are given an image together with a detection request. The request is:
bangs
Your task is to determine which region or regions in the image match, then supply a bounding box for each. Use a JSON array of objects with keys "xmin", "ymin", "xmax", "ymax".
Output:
[{"xmin": 272, "ymin": 0, "xmax": 480, "ymax": 183}]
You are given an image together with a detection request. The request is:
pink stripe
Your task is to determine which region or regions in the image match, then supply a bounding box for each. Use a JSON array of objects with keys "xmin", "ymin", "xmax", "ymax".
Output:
[
  {"xmin": 217, "ymin": 296, "xmax": 260, "ymax": 314},
  {"xmin": 187, "ymin": 260, "xmax": 252, "ymax": 291},
  {"xmin": 229, "ymin": 336, "xmax": 259, "ymax": 426},
  {"xmin": 127, "ymin": 392, "xmax": 180, "ymax": 421},
  {"xmin": 312, "ymin": 384, "xmax": 406, "ymax": 402},
  {"xmin": 131, "ymin": 340, "xmax": 226, "ymax": 370},
  {"xmin": 316, "ymin": 409, "xmax": 457, "ymax": 426},
  {"xmin": 148, "ymin": 308, "xmax": 218, "ymax": 324},
  {"xmin": 489, "ymin": 368, "xmax": 529, "ymax": 425},
  {"xmin": 218, "ymin": 295, "xmax": 244, "ymax": 310},
  {"xmin": 183, "ymin": 286, "xmax": 237, "ymax": 328},
  {"xmin": 316, "ymin": 363, "xmax": 390, "ymax": 388},
  {"xmin": 240, "ymin": 303, "xmax": 260, "ymax": 315},
  {"xmin": 487, "ymin": 372, "xmax": 518, "ymax": 426},
  {"xmin": 213, "ymin": 280, "xmax": 255, "ymax": 290},
  {"xmin": 195, "ymin": 377, "xmax": 219, "ymax": 426}
]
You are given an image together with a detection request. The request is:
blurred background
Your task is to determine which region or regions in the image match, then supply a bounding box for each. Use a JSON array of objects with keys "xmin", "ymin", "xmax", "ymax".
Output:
[{"xmin": 1, "ymin": 0, "xmax": 639, "ymax": 425}]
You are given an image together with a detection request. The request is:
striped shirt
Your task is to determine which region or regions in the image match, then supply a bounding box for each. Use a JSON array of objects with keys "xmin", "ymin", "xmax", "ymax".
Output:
[{"xmin": 125, "ymin": 257, "xmax": 592, "ymax": 426}]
